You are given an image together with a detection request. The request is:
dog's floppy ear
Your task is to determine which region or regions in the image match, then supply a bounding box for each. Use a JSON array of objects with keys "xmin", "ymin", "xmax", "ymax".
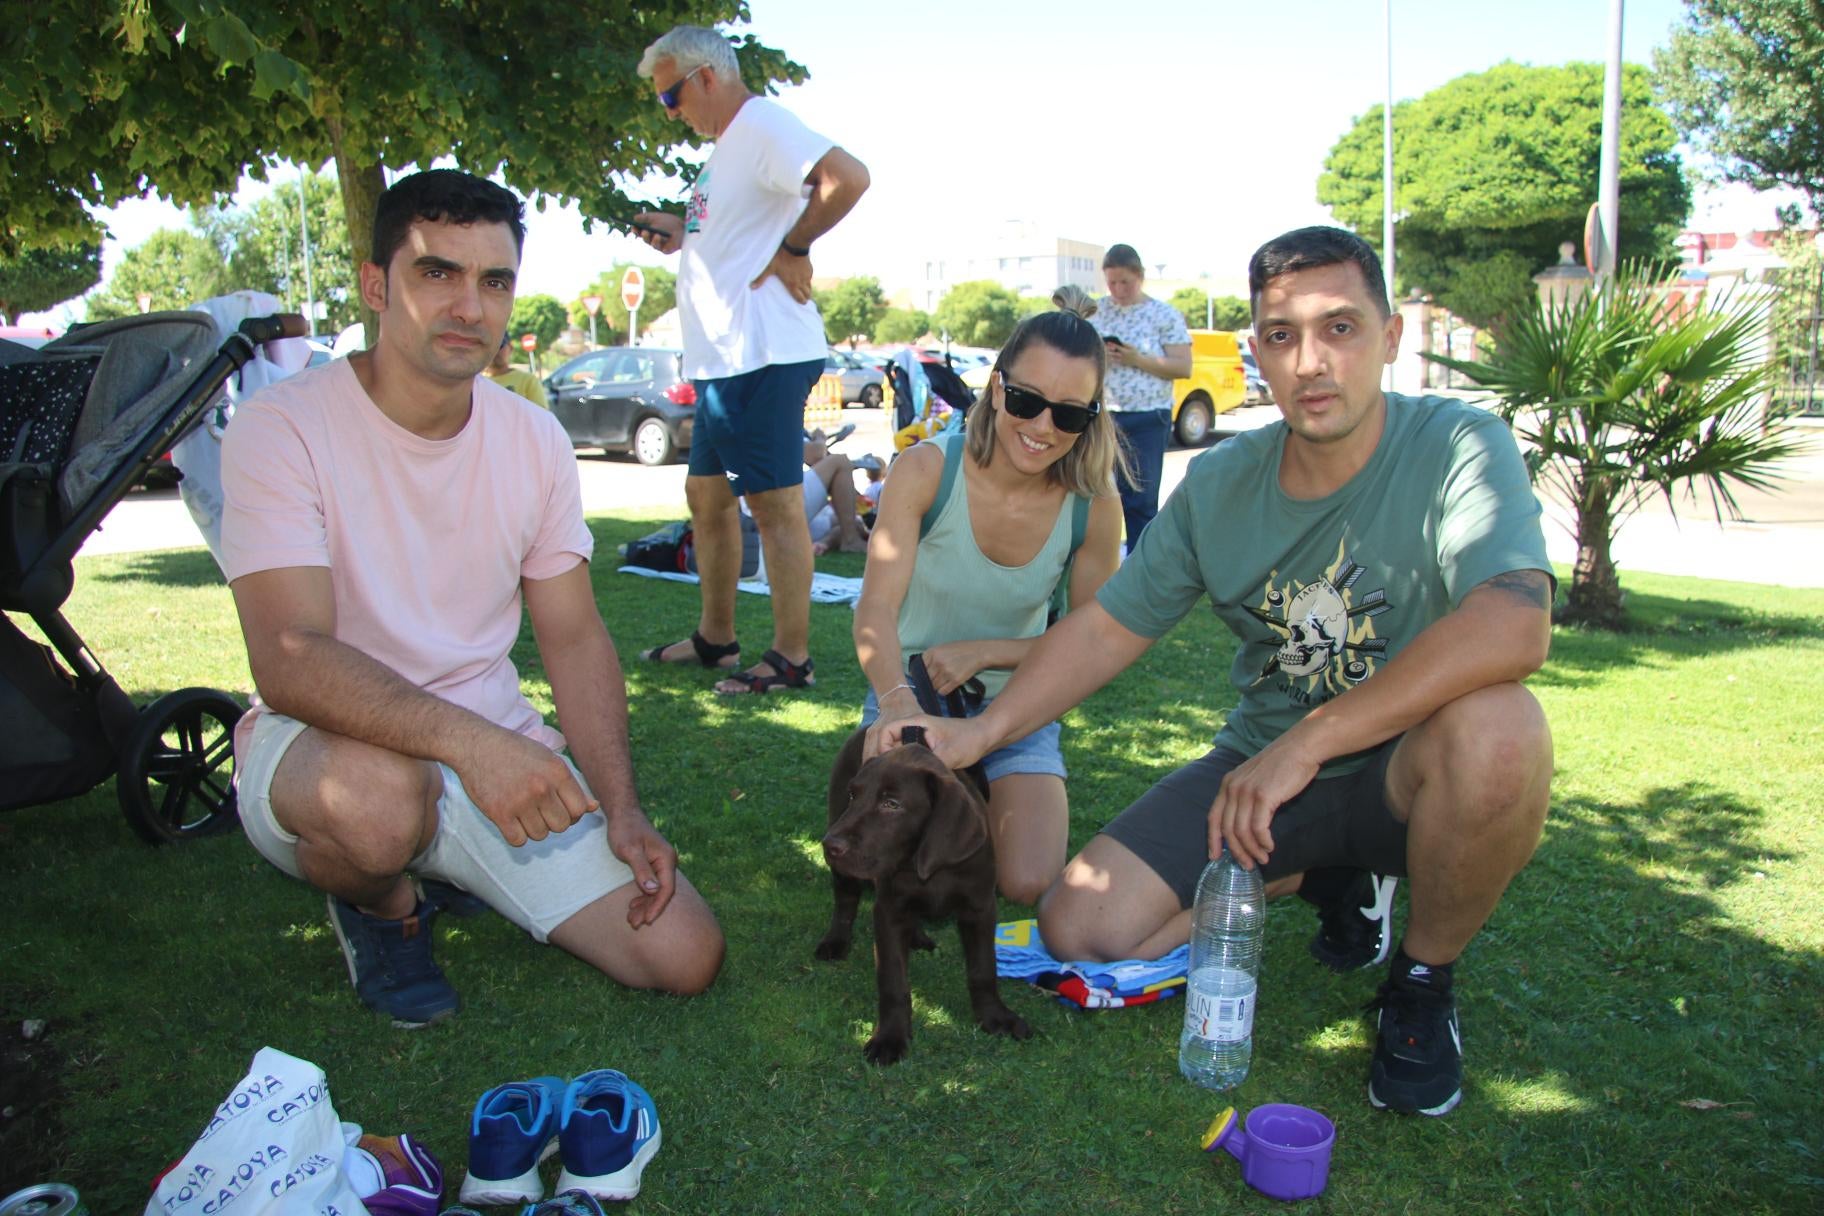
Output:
[{"xmin": 913, "ymin": 766, "xmax": 989, "ymax": 880}]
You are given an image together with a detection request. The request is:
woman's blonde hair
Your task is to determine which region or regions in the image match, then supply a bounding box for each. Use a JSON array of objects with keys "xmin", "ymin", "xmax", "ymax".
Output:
[{"xmin": 962, "ymin": 291, "xmax": 1131, "ymax": 498}]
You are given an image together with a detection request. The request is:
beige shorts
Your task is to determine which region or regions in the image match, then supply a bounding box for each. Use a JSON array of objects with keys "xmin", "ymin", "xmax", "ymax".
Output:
[{"xmin": 235, "ymin": 711, "xmax": 634, "ymax": 942}]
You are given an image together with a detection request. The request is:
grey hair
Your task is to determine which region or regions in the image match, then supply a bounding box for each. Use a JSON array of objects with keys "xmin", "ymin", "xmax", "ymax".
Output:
[
  {"xmin": 1050, "ymin": 284, "xmax": 1098, "ymax": 320},
  {"xmin": 637, "ymin": 26, "xmax": 740, "ymax": 79}
]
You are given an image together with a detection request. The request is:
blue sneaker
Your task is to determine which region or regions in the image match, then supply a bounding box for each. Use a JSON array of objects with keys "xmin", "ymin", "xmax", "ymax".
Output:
[
  {"xmin": 555, "ymin": 1070, "xmax": 662, "ymax": 1202},
  {"xmin": 326, "ymin": 895, "xmax": 460, "ymax": 1028},
  {"xmin": 458, "ymin": 1076, "xmax": 566, "ymax": 1205}
]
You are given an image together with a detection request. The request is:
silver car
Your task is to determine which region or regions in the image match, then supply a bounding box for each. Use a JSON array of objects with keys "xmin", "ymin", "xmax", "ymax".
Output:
[{"xmin": 825, "ymin": 349, "xmax": 886, "ymax": 408}]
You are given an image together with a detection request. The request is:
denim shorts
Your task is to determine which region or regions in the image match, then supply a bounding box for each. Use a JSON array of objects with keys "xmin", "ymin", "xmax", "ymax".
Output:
[
  {"xmin": 859, "ymin": 688, "xmax": 1066, "ymax": 783},
  {"xmin": 235, "ymin": 711, "xmax": 634, "ymax": 942},
  {"xmin": 687, "ymin": 358, "xmax": 824, "ymax": 496}
]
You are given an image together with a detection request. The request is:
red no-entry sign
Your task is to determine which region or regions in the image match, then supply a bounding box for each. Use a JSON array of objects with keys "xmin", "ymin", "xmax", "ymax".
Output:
[{"xmin": 520, "ymin": 333, "xmax": 537, "ymax": 352}]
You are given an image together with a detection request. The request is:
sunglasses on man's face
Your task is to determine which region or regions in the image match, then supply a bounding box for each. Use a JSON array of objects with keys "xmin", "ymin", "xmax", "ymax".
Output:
[
  {"xmin": 658, "ymin": 64, "xmax": 706, "ymax": 110},
  {"xmin": 997, "ymin": 373, "xmax": 1100, "ymax": 435}
]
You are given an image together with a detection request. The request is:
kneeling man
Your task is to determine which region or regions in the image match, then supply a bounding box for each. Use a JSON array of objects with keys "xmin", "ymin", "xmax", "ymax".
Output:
[
  {"xmin": 883, "ymin": 226, "xmax": 1553, "ymax": 1115},
  {"xmin": 222, "ymin": 169, "xmax": 724, "ymax": 1026}
]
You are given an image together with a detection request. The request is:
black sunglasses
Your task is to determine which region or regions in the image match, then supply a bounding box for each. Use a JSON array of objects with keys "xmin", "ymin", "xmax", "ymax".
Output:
[
  {"xmin": 658, "ymin": 64, "xmax": 706, "ymax": 109},
  {"xmin": 997, "ymin": 373, "xmax": 1101, "ymax": 435}
]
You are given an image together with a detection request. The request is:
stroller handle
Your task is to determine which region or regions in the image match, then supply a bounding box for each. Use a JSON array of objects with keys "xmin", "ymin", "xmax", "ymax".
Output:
[{"xmin": 239, "ymin": 313, "xmax": 309, "ymax": 344}]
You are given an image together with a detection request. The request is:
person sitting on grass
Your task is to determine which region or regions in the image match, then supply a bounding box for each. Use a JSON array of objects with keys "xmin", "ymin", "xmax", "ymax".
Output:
[
  {"xmin": 878, "ymin": 226, "xmax": 1554, "ymax": 1116},
  {"xmin": 220, "ymin": 170, "xmax": 725, "ymax": 1029},
  {"xmin": 854, "ymin": 294, "xmax": 1126, "ymax": 903},
  {"xmin": 484, "ymin": 335, "xmax": 549, "ymax": 407}
]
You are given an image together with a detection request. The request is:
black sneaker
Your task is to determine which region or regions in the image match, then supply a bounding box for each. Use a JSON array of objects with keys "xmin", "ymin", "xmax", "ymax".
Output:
[
  {"xmin": 327, "ymin": 895, "xmax": 460, "ymax": 1028},
  {"xmin": 1309, "ymin": 870, "xmax": 1397, "ymax": 972},
  {"xmin": 1366, "ymin": 965, "xmax": 1462, "ymax": 1116}
]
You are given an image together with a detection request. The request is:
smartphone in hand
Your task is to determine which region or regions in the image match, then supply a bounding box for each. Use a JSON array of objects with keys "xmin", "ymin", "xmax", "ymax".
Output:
[
  {"xmin": 611, "ymin": 215, "xmax": 669, "ymax": 239},
  {"xmin": 1103, "ymin": 334, "xmax": 1127, "ymax": 348}
]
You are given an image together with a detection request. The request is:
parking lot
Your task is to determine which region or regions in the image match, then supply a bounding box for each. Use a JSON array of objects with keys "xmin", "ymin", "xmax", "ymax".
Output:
[{"xmin": 77, "ymin": 402, "xmax": 1823, "ymax": 588}]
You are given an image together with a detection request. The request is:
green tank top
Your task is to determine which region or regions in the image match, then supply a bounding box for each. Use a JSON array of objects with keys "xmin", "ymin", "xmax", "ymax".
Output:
[{"xmin": 898, "ymin": 444, "xmax": 1075, "ymax": 697}]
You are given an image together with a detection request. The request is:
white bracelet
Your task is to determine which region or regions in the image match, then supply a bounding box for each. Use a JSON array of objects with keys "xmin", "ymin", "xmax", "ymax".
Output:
[{"xmin": 878, "ymin": 683, "xmax": 916, "ymax": 702}]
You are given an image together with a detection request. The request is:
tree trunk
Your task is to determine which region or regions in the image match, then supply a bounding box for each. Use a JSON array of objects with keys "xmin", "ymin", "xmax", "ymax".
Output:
[
  {"xmin": 1563, "ymin": 491, "xmax": 1628, "ymax": 629},
  {"xmin": 326, "ymin": 123, "xmax": 386, "ymax": 349}
]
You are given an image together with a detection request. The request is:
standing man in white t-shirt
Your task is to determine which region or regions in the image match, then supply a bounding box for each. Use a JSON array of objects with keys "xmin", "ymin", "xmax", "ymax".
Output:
[
  {"xmin": 221, "ymin": 170, "xmax": 724, "ymax": 1029},
  {"xmin": 632, "ymin": 25, "xmax": 870, "ymax": 695}
]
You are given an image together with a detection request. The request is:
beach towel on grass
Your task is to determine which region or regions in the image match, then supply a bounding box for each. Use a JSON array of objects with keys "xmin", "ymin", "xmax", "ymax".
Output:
[
  {"xmin": 616, "ymin": 565, "xmax": 865, "ymax": 606},
  {"xmin": 996, "ymin": 918, "xmax": 1188, "ymax": 1010}
]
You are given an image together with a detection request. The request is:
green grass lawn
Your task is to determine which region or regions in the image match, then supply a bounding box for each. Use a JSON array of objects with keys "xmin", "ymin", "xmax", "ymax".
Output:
[{"xmin": 2, "ymin": 514, "xmax": 1820, "ymax": 1214}]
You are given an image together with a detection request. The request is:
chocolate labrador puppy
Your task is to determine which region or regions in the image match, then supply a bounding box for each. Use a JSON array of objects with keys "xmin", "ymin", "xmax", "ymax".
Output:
[{"xmin": 815, "ymin": 726, "xmax": 1032, "ymax": 1065}]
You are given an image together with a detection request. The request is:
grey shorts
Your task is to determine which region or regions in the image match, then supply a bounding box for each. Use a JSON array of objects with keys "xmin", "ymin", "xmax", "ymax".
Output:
[
  {"xmin": 1102, "ymin": 740, "xmax": 1406, "ymax": 908},
  {"xmin": 235, "ymin": 711, "xmax": 635, "ymax": 942}
]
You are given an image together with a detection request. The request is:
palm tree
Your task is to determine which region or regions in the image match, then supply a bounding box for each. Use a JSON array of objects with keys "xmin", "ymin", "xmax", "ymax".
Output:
[{"xmin": 1428, "ymin": 263, "xmax": 1807, "ymax": 628}]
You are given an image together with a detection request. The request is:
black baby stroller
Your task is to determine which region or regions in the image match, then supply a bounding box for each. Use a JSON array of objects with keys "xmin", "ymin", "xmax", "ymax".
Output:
[{"xmin": 1, "ymin": 310, "xmax": 306, "ymax": 843}]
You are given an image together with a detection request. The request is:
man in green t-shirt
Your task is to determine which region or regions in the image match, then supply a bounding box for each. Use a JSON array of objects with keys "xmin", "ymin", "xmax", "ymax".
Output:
[{"xmin": 880, "ymin": 226, "xmax": 1554, "ymax": 1118}]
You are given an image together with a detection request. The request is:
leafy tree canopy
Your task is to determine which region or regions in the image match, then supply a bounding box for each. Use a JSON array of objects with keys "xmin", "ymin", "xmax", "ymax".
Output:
[
  {"xmin": 196, "ymin": 171, "xmax": 356, "ymax": 333},
  {"xmin": 819, "ymin": 276, "xmax": 886, "ymax": 346},
  {"xmin": 874, "ymin": 307, "xmax": 929, "ymax": 345},
  {"xmin": 933, "ymin": 280, "xmax": 1022, "ymax": 349},
  {"xmin": 1653, "ymin": 0, "xmax": 1824, "ymax": 215},
  {"xmin": 571, "ymin": 264, "xmax": 678, "ymax": 343},
  {"xmin": 1319, "ymin": 61, "xmax": 1690, "ymax": 328},
  {"xmin": 0, "ymin": 0, "xmax": 804, "ymax": 339},
  {"xmin": 510, "ymin": 294, "xmax": 571, "ymax": 355},
  {"xmin": 0, "ymin": 242, "xmax": 101, "ymax": 323},
  {"xmin": 85, "ymin": 228, "xmax": 231, "ymax": 320},
  {"xmin": 1168, "ymin": 288, "xmax": 1251, "ymax": 332}
]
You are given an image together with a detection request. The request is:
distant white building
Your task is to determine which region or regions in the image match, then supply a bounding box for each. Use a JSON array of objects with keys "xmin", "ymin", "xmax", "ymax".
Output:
[{"xmin": 913, "ymin": 221, "xmax": 1104, "ymax": 312}]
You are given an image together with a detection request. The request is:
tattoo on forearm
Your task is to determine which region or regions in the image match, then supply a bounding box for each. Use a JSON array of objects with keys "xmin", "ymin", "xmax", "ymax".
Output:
[{"xmin": 1480, "ymin": 569, "xmax": 1552, "ymax": 610}]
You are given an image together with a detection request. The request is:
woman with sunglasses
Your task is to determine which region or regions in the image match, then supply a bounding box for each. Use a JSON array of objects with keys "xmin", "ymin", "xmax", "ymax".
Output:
[
  {"xmin": 854, "ymin": 296, "xmax": 1128, "ymax": 903},
  {"xmin": 1094, "ymin": 244, "xmax": 1193, "ymax": 552}
]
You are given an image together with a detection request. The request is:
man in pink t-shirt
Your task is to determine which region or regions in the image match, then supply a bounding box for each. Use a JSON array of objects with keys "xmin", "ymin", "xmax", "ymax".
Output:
[{"xmin": 221, "ymin": 170, "xmax": 724, "ymax": 1028}]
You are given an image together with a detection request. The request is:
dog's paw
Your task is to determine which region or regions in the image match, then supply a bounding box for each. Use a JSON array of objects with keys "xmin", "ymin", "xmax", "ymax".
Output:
[
  {"xmin": 813, "ymin": 933, "xmax": 852, "ymax": 962},
  {"xmin": 979, "ymin": 1006, "xmax": 1033, "ymax": 1041},
  {"xmin": 863, "ymin": 1030, "xmax": 911, "ymax": 1066}
]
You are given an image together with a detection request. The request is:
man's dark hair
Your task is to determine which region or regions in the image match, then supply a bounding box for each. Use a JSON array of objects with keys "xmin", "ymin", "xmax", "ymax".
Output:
[
  {"xmin": 1248, "ymin": 226, "xmax": 1389, "ymax": 319},
  {"xmin": 370, "ymin": 169, "xmax": 527, "ymax": 272}
]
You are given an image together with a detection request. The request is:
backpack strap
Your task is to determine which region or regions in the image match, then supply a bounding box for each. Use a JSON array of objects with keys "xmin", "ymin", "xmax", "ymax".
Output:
[{"xmin": 918, "ymin": 427, "xmax": 969, "ymax": 540}]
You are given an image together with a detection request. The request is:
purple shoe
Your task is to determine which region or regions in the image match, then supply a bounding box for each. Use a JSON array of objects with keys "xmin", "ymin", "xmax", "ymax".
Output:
[{"xmin": 357, "ymin": 1132, "xmax": 445, "ymax": 1216}]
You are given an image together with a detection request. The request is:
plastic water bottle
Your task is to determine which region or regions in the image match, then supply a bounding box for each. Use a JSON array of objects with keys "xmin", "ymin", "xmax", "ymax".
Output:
[{"xmin": 1179, "ymin": 850, "xmax": 1265, "ymax": 1089}]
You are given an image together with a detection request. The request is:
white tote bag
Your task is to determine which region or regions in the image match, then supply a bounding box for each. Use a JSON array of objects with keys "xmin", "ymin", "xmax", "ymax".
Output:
[{"xmin": 146, "ymin": 1046, "xmax": 369, "ymax": 1216}]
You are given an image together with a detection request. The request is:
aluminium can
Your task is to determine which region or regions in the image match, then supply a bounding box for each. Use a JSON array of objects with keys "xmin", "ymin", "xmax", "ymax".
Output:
[{"xmin": 0, "ymin": 1184, "xmax": 86, "ymax": 1216}]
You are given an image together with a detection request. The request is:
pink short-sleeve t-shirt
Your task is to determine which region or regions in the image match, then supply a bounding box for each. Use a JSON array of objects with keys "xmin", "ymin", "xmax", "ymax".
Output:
[{"xmin": 220, "ymin": 358, "xmax": 592, "ymax": 752}]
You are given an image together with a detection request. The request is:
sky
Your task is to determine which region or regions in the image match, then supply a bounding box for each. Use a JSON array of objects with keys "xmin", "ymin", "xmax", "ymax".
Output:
[{"xmin": 23, "ymin": 0, "xmax": 1811, "ymax": 328}]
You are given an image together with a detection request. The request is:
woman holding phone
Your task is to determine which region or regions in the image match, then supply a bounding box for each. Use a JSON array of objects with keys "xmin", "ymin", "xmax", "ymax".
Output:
[
  {"xmin": 855, "ymin": 295, "xmax": 1126, "ymax": 903},
  {"xmin": 1092, "ymin": 244, "xmax": 1192, "ymax": 552}
]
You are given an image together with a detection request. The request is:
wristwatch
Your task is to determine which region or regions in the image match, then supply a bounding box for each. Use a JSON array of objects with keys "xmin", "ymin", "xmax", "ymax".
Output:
[{"xmin": 781, "ymin": 239, "xmax": 811, "ymax": 257}]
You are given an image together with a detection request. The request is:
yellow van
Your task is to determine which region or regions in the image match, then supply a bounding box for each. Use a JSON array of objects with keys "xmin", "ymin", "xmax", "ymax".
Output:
[{"xmin": 1171, "ymin": 330, "xmax": 1247, "ymax": 446}]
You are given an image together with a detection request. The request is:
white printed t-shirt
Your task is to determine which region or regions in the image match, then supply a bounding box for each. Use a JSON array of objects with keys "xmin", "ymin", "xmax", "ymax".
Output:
[
  {"xmin": 220, "ymin": 359, "xmax": 594, "ymax": 754},
  {"xmin": 678, "ymin": 96, "xmax": 835, "ymax": 381}
]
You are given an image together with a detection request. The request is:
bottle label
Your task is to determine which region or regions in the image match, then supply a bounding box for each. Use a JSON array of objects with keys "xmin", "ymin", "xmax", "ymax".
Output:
[{"xmin": 1183, "ymin": 970, "xmax": 1255, "ymax": 1043}]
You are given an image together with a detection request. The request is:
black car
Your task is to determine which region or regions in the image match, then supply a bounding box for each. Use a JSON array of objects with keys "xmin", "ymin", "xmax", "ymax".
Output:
[{"xmin": 543, "ymin": 346, "xmax": 694, "ymax": 466}]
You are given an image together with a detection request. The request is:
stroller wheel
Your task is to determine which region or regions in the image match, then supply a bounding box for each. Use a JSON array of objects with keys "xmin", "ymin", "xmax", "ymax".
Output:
[{"xmin": 117, "ymin": 688, "xmax": 244, "ymax": 845}]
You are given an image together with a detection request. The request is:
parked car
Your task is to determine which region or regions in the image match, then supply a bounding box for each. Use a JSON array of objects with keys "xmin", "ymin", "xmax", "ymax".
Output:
[
  {"xmin": 542, "ymin": 346, "xmax": 694, "ymax": 466},
  {"xmin": 1240, "ymin": 349, "xmax": 1272, "ymax": 406},
  {"xmin": 1169, "ymin": 330, "xmax": 1248, "ymax": 446},
  {"xmin": 825, "ymin": 348, "xmax": 886, "ymax": 407}
]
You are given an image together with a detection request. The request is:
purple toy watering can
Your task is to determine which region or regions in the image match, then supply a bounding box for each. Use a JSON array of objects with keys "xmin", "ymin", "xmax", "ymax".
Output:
[{"xmin": 1201, "ymin": 1103, "xmax": 1335, "ymax": 1201}]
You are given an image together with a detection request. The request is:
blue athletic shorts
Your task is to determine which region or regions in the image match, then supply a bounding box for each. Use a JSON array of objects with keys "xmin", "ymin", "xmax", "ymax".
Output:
[
  {"xmin": 687, "ymin": 358, "xmax": 824, "ymax": 496},
  {"xmin": 860, "ymin": 688, "xmax": 1067, "ymax": 783}
]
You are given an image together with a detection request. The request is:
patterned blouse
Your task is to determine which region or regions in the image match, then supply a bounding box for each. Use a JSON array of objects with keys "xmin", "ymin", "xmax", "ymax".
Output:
[{"xmin": 1091, "ymin": 295, "xmax": 1191, "ymax": 413}]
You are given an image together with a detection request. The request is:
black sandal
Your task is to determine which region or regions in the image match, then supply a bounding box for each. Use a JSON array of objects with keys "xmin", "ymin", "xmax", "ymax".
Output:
[
  {"xmin": 716, "ymin": 648, "xmax": 816, "ymax": 695},
  {"xmin": 645, "ymin": 630, "xmax": 740, "ymax": 668}
]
